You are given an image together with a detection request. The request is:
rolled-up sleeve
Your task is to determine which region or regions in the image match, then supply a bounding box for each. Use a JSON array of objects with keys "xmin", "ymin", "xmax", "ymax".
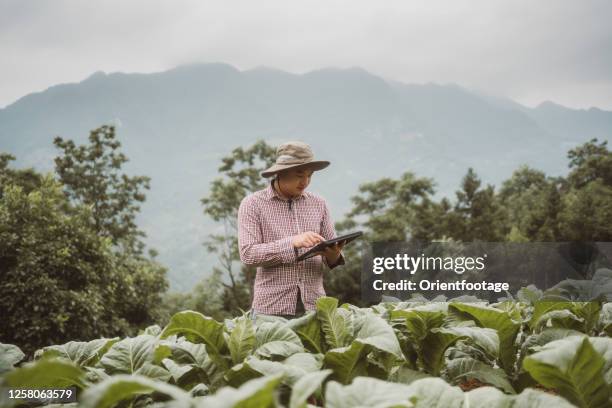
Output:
[
  {"xmin": 320, "ymin": 201, "xmax": 345, "ymax": 269},
  {"xmin": 238, "ymin": 197, "xmax": 297, "ymax": 267}
]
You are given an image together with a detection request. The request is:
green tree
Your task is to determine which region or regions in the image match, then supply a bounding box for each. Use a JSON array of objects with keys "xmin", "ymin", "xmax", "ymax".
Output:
[
  {"xmin": 0, "ymin": 175, "xmax": 125, "ymax": 356},
  {"xmin": 499, "ymin": 166, "xmax": 562, "ymax": 241},
  {"xmin": 558, "ymin": 138, "xmax": 612, "ymax": 241},
  {"xmin": 567, "ymin": 138, "xmax": 612, "ymax": 188},
  {"xmin": 1, "ymin": 126, "xmax": 169, "ymax": 355},
  {"xmin": 0, "ymin": 153, "xmax": 45, "ymax": 197},
  {"xmin": 345, "ymin": 172, "xmax": 436, "ymax": 241},
  {"xmin": 200, "ymin": 140, "xmax": 276, "ymax": 315},
  {"xmin": 53, "ymin": 125, "xmax": 151, "ymax": 255},
  {"xmin": 53, "ymin": 125, "xmax": 168, "ymax": 325},
  {"xmin": 325, "ymin": 172, "xmax": 436, "ymax": 305},
  {"xmin": 559, "ymin": 180, "xmax": 612, "ymax": 241},
  {"xmin": 451, "ymin": 168, "xmax": 507, "ymax": 241}
]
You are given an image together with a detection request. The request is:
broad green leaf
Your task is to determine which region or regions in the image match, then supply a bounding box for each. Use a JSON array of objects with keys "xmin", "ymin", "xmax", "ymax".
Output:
[
  {"xmin": 254, "ymin": 341, "xmax": 304, "ymax": 360},
  {"xmin": 99, "ymin": 335, "xmax": 167, "ymax": 377},
  {"xmin": 512, "ymin": 388, "xmax": 578, "ymax": 408},
  {"xmin": 84, "ymin": 366, "xmax": 110, "ymax": 383},
  {"xmin": 325, "ymin": 376, "xmax": 415, "ymax": 408},
  {"xmin": 289, "ymin": 369, "xmax": 332, "ymax": 408},
  {"xmin": 529, "ymin": 301, "xmax": 573, "ymax": 330},
  {"xmin": 316, "ymin": 297, "xmax": 352, "ymax": 349},
  {"xmin": 3, "ymin": 359, "xmax": 86, "ymax": 389},
  {"xmin": 589, "ymin": 337, "xmax": 612, "ymax": 385},
  {"xmin": 227, "ymin": 353, "xmax": 322, "ymax": 387},
  {"xmin": 406, "ymin": 377, "xmax": 464, "ymax": 407},
  {"xmin": 533, "ymin": 309, "xmax": 584, "ymax": 332},
  {"xmin": 324, "ymin": 342, "xmax": 368, "ymax": 384},
  {"xmin": 162, "ymin": 358, "xmax": 193, "ymax": 383},
  {"xmin": 446, "ymin": 357, "xmax": 515, "ymax": 394},
  {"xmin": 284, "ymin": 352, "xmax": 324, "ymax": 373},
  {"xmin": 449, "ymin": 302, "xmax": 520, "ymax": 373},
  {"xmin": 167, "ymin": 339, "xmax": 223, "ymax": 389},
  {"xmin": 160, "ymin": 311, "xmax": 227, "ymax": 368},
  {"xmin": 224, "ymin": 360, "xmax": 264, "ymax": 387},
  {"xmin": 324, "ymin": 314, "xmax": 404, "ymax": 383},
  {"xmin": 287, "ymin": 311, "xmax": 324, "ymax": 353},
  {"xmin": 254, "ymin": 321, "xmax": 304, "ymax": 360},
  {"xmin": 572, "ymin": 301, "xmax": 602, "ymax": 334},
  {"xmin": 388, "ymin": 366, "xmax": 431, "ymax": 385},
  {"xmin": 355, "ymin": 314, "xmax": 403, "ymax": 359},
  {"xmin": 79, "ymin": 374, "xmax": 190, "ymax": 408},
  {"xmin": 133, "ymin": 363, "xmax": 171, "ymax": 382},
  {"xmin": 523, "ymin": 336, "xmax": 610, "ymax": 408},
  {"xmin": 0, "ymin": 343, "xmax": 25, "ymax": 374},
  {"xmin": 390, "ymin": 309, "xmax": 445, "ymax": 342},
  {"xmin": 255, "ymin": 321, "xmax": 302, "ymax": 347},
  {"xmin": 465, "ymin": 386, "xmax": 577, "ymax": 408},
  {"xmin": 422, "ymin": 328, "xmax": 464, "ymax": 376},
  {"xmin": 228, "ymin": 316, "xmax": 255, "ymax": 364},
  {"xmin": 423, "ymin": 326, "xmax": 498, "ymax": 375},
  {"xmin": 35, "ymin": 338, "xmax": 119, "ymax": 367},
  {"xmin": 451, "ymin": 326, "xmax": 499, "ymax": 358},
  {"xmin": 521, "ymin": 329, "xmax": 585, "ymax": 354},
  {"xmin": 168, "ymin": 339, "xmax": 208, "ymax": 366},
  {"xmin": 243, "ymin": 358, "xmax": 304, "ymax": 385},
  {"xmin": 197, "ymin": 373, "xmax": 283, "ymax": 408},
  {"xmin": 518, "ymin": 329, "xmax": 584, "ymax": 376}
]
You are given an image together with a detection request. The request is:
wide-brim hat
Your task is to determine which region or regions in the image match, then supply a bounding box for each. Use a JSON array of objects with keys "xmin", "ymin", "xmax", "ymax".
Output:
[{"xmin": 261, "ymin": 141, "xmax": 330, "ymax": 178}]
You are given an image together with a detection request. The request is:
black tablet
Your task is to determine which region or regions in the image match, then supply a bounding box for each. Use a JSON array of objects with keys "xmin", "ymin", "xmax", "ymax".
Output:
[{"xmin": 296, "ymin": 231, "xmax": 363, "ymax": 261}]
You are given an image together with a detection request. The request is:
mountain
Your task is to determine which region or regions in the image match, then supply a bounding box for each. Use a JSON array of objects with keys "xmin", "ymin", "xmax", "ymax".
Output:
[{"xmin": 1, "ymin": 63, "xmax": 611, "ymax": 291}]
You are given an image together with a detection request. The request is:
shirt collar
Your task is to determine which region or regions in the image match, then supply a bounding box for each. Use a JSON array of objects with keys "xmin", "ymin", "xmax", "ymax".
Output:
[{"xmin": 265, "ymin": 179, "xmax": 305, "ymax": 201}]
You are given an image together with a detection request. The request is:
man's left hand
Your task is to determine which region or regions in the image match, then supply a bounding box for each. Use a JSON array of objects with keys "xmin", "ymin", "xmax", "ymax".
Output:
[{"xmin": 317, "ymin": 241, "xmax": 345, "ymax": 265}]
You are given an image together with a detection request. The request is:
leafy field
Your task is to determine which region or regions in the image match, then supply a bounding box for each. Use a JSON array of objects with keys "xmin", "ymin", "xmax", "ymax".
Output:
[{"xmin": 2, "ymin": 283, "xmax": 612, "ymax": 407}]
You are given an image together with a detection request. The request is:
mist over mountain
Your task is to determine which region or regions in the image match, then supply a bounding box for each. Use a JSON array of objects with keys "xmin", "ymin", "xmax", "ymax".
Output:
[{"xmin": 1, "ymin": 63, "xmax": 611, "ymax": 291}]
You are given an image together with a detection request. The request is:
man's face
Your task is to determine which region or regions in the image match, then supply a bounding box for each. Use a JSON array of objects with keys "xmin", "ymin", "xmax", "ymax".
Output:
[{"xmin": 277, "ymin": 167, "xmax": 314, "ymax": 197}]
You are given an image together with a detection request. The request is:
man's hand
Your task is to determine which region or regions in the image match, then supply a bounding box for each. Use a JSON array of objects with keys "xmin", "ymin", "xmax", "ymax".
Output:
[
  {"xmin": 292, "ymin": 231, "xmax": 325, "ymax": 248},
  {"xmin": 319, "ymin": 241, "xmax": 345, "ymax": 265}
]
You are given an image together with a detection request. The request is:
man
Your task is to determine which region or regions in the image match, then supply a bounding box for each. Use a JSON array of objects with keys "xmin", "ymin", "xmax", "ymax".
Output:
[{"xmin": 238, "ymin": 141, "xmax": 345, "ymax": 320}]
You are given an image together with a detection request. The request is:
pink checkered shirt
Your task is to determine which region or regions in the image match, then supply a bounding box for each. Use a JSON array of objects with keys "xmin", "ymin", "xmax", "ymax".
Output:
[{"xmin": 238, "ymin": 180, "xmax": 345, "ymax": 315}]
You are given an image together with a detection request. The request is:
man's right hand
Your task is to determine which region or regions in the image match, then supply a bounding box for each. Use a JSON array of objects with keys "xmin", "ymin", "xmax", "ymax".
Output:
[{"xmin": 292, "ymin": 231, "xmax": 325, "ymax": 248}]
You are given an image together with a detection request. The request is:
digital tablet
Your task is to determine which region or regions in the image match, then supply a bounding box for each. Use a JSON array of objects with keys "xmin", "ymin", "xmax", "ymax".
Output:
[{"xmin": 296, "ymin": 231, "xmax": 363, "ymax": 261}]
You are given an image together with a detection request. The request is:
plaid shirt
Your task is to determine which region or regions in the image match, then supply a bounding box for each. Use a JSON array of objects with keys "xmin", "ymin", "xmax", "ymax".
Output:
[{"xmin": 238, "ymin": 180, "xmax": 345, "ymax": 315}]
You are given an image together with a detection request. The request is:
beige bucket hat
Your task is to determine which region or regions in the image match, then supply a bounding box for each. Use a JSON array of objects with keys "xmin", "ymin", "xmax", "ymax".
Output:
[{"xmin": 261, "ymin": 141, "xmax": 330, "ymax": 178}]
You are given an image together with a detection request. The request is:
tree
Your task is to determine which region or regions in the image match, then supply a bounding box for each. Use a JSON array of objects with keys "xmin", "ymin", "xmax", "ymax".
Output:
[
  {"xmin": 53, "ymin": 125, "xmax": 151, "ymax": 255},
  {"xmin": 1, "ymin": 125, "xmax": 169, "ymax": 356},
  {"xmin": 345, "ymin": 172, "xmax": 436, "ymax": 242},
  {"xmin": 451, "ymin": 168, "xmax": 507, "ymax": 241},
  {"xmin": 0, "ymin": 153, "xmax": 45, "ymax": 197},
  {"xmin": 567, "ymin": 138, "xmax": 612, "ymax": 188},
  {"xmin": 499, "ymin": 166, "xmax": 561, "ymax": 241},
  {"xmin": 558, "ymin": 138, "xmax": 612, "ymax": 241},
  {"xmin": 0, "ymin": 175, "xmax": 123, "ymax": 356},
  {"xmin": 200, "ymin": 140, "xmax": 276, "ymax": 315},
  {"xmin": 325, "ymin": 172, "xmax": 436, "ymax": 305}
]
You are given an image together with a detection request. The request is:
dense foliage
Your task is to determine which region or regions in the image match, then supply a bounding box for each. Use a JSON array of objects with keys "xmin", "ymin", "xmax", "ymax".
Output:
[
  {"xmin": 2, "ymin": 278, "xmax": 612, "ymax": 407},
  {"xmin": 0, "ymin": 128, "xmax": 168, "ymax": 357}
]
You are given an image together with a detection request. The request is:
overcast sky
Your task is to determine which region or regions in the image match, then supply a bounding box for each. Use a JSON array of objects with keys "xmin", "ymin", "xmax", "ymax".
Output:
[{"xmin": 1, "ymin": 0, "xmax": 611, "ymax": 110}]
